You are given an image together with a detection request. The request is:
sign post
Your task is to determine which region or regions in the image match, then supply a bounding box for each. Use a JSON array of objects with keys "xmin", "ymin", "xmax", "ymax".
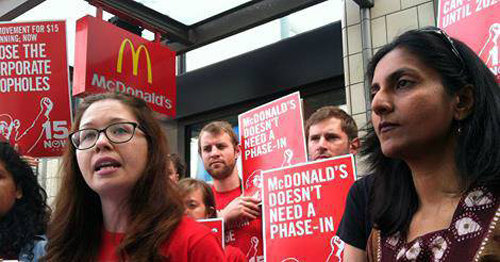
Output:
[
  {"xmin": 262, "ymin": 155, "xmax": 356, "ymax": 261},
  {"xmin": 0, "ymin": 20, "xmax": 72, "ymax": 157}
]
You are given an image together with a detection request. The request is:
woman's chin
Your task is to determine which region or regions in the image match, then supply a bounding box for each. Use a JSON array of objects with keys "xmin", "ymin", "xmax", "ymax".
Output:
[{"xmin": 380, "ymin": 143, "xmax": 404, "ymax": 159}]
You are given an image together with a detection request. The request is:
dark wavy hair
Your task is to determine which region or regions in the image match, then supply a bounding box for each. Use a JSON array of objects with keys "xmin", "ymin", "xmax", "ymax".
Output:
[
  {"xmin": 363, "ymin": 27, "xmax": 500, "ymax": 237},
  {"xmin": 45, "ymin": 93, "xmax": 184, "ymax": 261},
  {"xmin": 166, "ymin": 153, "xmax": 186, "ymax": 179},
  {"xmin": 0, "ymin": 141, "xmax": 49, "ymax": 260}
]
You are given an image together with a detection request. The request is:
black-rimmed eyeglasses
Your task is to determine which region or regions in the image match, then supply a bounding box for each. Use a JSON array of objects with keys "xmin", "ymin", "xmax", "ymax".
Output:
[
  {"xmin": 418, "ymin": 27, "xmax": 465, "ymax": 73},
  {"xmin": 69, "ymin": 122, "xmax": 144, "ymax": 150}
]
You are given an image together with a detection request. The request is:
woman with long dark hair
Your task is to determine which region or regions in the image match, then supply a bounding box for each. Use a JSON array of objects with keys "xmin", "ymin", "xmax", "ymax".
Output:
[
  {"xmin": 0, "ymin": 141, "xmax": 49, "ymax": 261},
  {"xmin": 364, "ymin": 27, "xmax": 500, "ymax": 261},
  {"xmin": 45, "ymin": 93, "xmax": 224, "ymax": 261}
]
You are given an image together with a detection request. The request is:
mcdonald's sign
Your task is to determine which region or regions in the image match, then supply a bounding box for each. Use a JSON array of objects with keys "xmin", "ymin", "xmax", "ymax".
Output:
[
  {"xmin": 116, "ymin": 39, "xmax": 152, "ymax": 84},
  {"xmin": 73, "ymin": 15, "xmax": 176, "ymax": 116}
]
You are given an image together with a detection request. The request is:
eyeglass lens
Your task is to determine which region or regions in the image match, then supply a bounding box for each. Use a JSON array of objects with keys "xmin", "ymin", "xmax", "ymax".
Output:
[{"xmin": 72, "ymin": 122, "xmax": 136, "ymax": 149}]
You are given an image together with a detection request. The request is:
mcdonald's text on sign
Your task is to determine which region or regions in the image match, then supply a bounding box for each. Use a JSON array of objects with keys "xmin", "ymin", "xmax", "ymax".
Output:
[
  {"xmin": 262, "ymin": 155, "xmax": 356, "ymax": 262},
  {"xmin": 73, "ymin": 15, "xmax": 176, "ymax": 116},
  {"xmin": 238, "ymin": 92, "xmax": 308, "ymax": 198}
]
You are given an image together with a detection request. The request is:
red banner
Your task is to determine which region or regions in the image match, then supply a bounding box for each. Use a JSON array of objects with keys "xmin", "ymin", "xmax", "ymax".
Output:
[
  {"xmin": 262, "ymin": 155, "xmax": 356, "ymax": 262},
  {"xmin": 73, "ymin": 15, "xmax": 176, "ymax": 116},
  {"xmin": 437, "ymin": 0, "xmax": 500, "ymax": 82},
  {"xmin": 238, "ymin": 92, "xmax": 308, "ymax": 198},
  {"xmin": 198, "ymin": 218, "xmax": 225, "ymax": 248},
  {"xmin": 0, "ymin": 21, "xmax": 71, "ymax": 157}
]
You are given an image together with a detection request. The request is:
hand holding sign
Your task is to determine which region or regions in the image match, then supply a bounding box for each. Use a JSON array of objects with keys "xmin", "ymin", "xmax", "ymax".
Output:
[{"xmin": 220, "ymin": 196, "xmax": 261, "ymax": 227}]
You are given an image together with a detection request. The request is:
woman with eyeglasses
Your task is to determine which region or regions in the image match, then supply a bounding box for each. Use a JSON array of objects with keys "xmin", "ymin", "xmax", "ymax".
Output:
[
  {"xmin": 0, "ymin": 141, "xmax": 49, "ymax": 261},
  {"xmin": 362, "ymin": 27, "xmax": 500, "ymax": 261},
  {"xmin": 44, "ymin": 93, "xmax": 225, "ymax": 261}
]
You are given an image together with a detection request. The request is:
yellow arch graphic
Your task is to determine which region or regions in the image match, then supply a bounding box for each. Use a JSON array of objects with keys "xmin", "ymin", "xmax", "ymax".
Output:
[{"xmin": 116, "ymin": 38, "xmax": 153, "ymax": 84}]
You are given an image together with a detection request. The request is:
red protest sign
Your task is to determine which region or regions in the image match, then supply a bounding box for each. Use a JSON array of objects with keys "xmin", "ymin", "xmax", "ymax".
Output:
[
  {"xmin": 0, "ymin": 21, "xmax": 71, "ymax": 157},
  {"xmin": 198, "ymin": 218, "xmax": 225, "ymax": 248},
  {"xmin": 262, "ymin": 155, "xmax": 356, "ymax": 261},
  {"xmin": 437, "ymin": 0, "xmax": 500, "ymax": 82},
  {"xmin": 73, "ymin": 15, "xmax": 176, "ymax": 116},
  {"xmin": 230, "ymin": 219, "xmax": 263, "ymax": 262},
  {"xmin": 238, "ymin": 92, "xmax": 307, "ymax": 198}
]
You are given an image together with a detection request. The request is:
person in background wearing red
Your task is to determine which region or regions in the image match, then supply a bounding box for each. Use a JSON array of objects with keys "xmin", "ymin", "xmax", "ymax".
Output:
[
  {"xmin": 179, "ymin": 178, "xmax": 247, "ymax": 262},
  {"xmin": 45, "ymin": 93, "xmax": 224, "ymax": 261},
  {"xmin": 198, "ymin": 121, "xmax": 262, "ymax": 261}
]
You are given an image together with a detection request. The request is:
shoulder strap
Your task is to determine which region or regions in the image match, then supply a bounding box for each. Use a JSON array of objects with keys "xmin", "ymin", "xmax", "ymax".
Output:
[{"xmin": 366, "ymin": 228, "xmax": 380, "ymax": 262}]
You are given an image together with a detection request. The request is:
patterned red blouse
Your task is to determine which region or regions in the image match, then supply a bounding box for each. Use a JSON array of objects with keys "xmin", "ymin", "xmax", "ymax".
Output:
[{"xmin": 368, "ymin": 187, "xmax": 500, "ymax": 261}]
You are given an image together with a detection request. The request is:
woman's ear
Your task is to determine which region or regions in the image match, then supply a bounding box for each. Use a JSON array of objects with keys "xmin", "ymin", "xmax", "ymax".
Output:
[
  {"xmin": 454, "ymin": 85, "xmax": 474, "ymax": 120},
  {"xmin": 16, "ymin": 185, "xmax": 23, "ymax": 200}
]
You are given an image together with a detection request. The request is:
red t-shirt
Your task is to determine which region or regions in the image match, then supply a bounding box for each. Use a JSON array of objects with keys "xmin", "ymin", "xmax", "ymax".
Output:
[
  {"xmin": 212, "ymin": 185, "xmax": 264, "ymax": 262},
  {"xmin": 212, "ymin": 186, "xmax": 242, "ymax": 211},
  {"xmin": 97, "ymin": 217, "xmax": 225, "ymax": 261}
]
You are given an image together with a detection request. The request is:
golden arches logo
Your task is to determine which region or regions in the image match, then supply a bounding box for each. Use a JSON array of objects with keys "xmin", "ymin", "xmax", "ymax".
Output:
[{"xmin": 116, "ymin": 39, "xmax": 153, "ymax": 84}]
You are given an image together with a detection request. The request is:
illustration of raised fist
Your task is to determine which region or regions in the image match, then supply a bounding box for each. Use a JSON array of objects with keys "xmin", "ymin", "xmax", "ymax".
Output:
[
  {"xmin": 489, "ymin": 23, "xmax": 500, "ymax": 40},
  {"xmin": 41, "ymin": 97, "xmax": 53, "ymax": 117}
]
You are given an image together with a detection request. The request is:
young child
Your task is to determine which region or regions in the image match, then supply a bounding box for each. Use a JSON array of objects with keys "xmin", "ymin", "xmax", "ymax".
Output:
[{"xmin": 178, "ymin": 178, "xmax": 247, "ymax": 262}]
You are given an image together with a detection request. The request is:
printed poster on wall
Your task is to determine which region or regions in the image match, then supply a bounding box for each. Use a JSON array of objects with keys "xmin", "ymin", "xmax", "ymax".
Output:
[
  {"xmin": 73, "ymin": 15, "xmax": 176, "ymax": 116},
  {"xmin": 0, "ymin": 20, "xmax": 71, "ymax": 157},
  {"xmin": 238, "ymin": 91, "xmax": 308, "ymax": 198},
  {"xmin": 437, "ymin": 0, "xmax": 500, "ymax": 82},
  {"xmin": 262, "ymin": 155, "xmax": 356, "ymax": 262}
]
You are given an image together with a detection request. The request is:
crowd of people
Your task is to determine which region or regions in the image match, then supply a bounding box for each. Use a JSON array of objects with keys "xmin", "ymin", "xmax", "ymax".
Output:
[{"xmin": 1, "ymin": 27, "xmax": 499, "ymax": 261}]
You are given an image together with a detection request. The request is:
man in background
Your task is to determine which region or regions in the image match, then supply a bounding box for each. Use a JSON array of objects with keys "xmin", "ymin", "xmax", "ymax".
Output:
[
  {"xmin": 198, "ymin": 121, "xmax": 262, "ymax": 261},
  {"xmin": 305, "ymin": 106, "xmax": 370, "ymax": 262}
]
